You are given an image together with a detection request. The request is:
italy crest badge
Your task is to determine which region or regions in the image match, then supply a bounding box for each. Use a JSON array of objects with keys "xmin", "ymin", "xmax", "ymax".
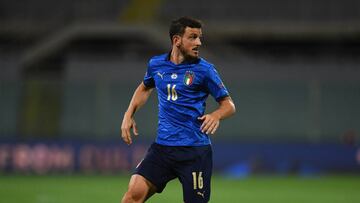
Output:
[{"xmin": 183, "ymin": 71, "xmax": 195, "ymax": 86}]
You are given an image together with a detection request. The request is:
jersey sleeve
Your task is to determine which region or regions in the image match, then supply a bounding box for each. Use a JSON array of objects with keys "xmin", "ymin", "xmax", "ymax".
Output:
[
  {"xmin": 205, "ymin": 66, "xmax": 230, "ymax": 101},
  {"xmin": 143, "ymin": 62, "xmax": 155, "ymax": 88}
]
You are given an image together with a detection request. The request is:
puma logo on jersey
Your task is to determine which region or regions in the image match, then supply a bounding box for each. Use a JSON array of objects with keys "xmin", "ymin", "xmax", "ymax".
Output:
[
  {"xmin": 157, "ymin": 72, "xmax": 165, "ymax": 79},
  {"xmin": 197, "ymin": 191, "xmax": 205, "ymax": 198}
]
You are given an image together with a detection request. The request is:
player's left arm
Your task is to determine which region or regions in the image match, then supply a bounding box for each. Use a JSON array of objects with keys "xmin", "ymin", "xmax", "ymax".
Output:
[{"xmin": 198, "ymin": 96, "xmax": 236, "ymax": 134}]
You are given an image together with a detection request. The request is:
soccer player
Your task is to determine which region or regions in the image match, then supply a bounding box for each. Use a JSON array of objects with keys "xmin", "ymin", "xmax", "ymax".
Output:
[{"xmin": 120, "ymin": 17, "xmax": 236, "ymax": 203}]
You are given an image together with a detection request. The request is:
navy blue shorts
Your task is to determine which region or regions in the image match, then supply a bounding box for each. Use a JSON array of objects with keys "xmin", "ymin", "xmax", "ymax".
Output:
[{"xmin": 134, "ymin": 143, "xmax": 213, "ymax": 203}]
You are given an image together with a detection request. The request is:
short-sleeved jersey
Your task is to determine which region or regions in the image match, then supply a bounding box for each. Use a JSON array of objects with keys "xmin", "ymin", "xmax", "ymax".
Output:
[{"xmin": 143, "ymin": 53, "xmax": 229, "ymax": 146}]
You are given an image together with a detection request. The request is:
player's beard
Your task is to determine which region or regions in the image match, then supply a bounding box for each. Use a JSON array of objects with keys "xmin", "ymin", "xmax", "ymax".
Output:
[{"xmin": 179, "ymin": 43, "xmax": 199, "ymax": 61}]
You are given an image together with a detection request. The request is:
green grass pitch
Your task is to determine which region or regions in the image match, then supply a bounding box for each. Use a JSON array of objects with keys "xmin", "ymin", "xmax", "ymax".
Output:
[{"xmin": 0, "ymin": 175, "xmax": 359, "ymax": 203}]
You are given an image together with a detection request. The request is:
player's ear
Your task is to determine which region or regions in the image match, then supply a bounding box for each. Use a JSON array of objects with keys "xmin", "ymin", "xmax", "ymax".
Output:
[{"xmin": 173, "ymin": 35, "xmax": 181, "ymax": 47}]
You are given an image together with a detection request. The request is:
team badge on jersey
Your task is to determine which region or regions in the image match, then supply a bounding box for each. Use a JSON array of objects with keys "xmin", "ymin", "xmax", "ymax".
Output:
[{"xmin": 183, "ymin": 71, "xmax": 195, "ymax": 86}]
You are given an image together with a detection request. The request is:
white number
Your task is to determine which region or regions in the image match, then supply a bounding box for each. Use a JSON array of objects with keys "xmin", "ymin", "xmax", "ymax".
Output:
[
  {"xmin": 167, "ymin": 84, "xmax": 177, "ymax": 101},
  {"xmin": 192, "ymin": 172, "xmax": 203, "ymax": 190}
]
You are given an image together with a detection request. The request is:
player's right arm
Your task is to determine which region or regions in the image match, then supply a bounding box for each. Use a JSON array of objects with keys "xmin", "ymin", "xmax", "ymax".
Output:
[{"xmin": 121, "ymin": 82, "xmax": 153, "ymax": 145}]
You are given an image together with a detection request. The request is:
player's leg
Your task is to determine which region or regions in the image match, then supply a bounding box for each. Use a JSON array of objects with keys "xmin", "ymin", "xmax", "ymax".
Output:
[
  {"xmin": 175, "ymin": 145, "xmax": 213, "ymax": 203},
  {"xmin": 121, "ymin": 174, "xmax": 157, "ymax": 203},
  {"xmin": 122, "ymin": 143, "xmax": 176, "ymax": 202}
]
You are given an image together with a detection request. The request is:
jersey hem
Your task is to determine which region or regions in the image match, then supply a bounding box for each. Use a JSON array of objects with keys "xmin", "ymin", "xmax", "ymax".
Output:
[{"xmin": 155, "ymin": 140, "xmax": 211, "ymax": 147}]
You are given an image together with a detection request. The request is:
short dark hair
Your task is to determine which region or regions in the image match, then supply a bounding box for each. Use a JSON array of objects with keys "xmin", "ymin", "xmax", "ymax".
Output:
[{"xmin": 169, "ymin": 16, "xmax": 202, "ymax": 42}]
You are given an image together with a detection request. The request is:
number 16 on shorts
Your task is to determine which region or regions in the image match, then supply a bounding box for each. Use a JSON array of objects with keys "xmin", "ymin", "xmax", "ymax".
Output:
[{"xmin": 192, "ymin": 171, "xmax": 203, "ymax": 190}]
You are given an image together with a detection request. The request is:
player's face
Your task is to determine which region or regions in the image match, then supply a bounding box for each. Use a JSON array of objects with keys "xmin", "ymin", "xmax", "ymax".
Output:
[{"xmin": 178, "ymin": 27, "xmax": 202, "ymax": 59}]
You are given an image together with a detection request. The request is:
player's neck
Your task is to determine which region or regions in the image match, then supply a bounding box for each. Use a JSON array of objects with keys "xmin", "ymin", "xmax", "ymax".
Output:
[
  {"xmin": 170, "ymin": 49, "xmax": 199, "ymax": 65},
  {"xmin": 169, "ymin": 49, "xmax": 185, "ymax": 65}
]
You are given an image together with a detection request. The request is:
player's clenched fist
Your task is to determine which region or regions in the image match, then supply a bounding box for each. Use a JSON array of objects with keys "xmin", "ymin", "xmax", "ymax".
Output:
[{"xmin": 121, "ymin": 113, "xmax": 139, "ymax": 145}]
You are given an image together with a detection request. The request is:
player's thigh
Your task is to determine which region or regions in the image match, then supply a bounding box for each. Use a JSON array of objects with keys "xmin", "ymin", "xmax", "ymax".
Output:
[
  {"xmin": 177, "ymin": 146, "xmax": 213, "ymax": 203},
  {"xmin": 126, "ymin": 174, "xmax": 157, "ymax": 200},
  {"xmin": 134, "ymin": 143, "xmax": 177, "ymax": 193}
]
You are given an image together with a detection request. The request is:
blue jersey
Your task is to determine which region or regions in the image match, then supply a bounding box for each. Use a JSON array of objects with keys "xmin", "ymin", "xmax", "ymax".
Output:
[{"xmin": 143, "ymin": 53, "xmax": 229, "ymax": 146}]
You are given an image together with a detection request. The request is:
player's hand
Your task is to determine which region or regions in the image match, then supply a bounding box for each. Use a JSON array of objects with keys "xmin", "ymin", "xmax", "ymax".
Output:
[
  {"xmin": 121, "ymin": 113, "xmax": 139, "ymax": 145},
  {"xmin": 198, "ymin": 113, "xmax": 220, "ymax": 135}
]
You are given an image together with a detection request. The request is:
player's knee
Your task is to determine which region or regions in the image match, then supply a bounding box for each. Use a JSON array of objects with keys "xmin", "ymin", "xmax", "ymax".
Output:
[{"xmin": 121, "ymin": 189, "xmax": 146, "ymax": 203}]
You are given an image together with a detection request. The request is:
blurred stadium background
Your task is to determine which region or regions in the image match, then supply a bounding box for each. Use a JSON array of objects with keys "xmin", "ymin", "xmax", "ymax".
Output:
[{"xmin": 0, "ymin": 0, "xmax": 360, "ymax": 202}]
